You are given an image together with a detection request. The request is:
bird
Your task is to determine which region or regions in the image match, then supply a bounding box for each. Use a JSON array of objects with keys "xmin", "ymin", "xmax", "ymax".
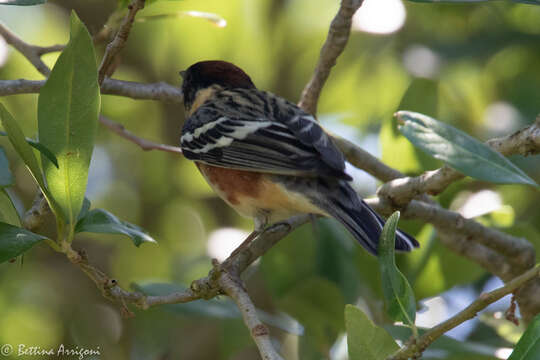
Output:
[{"xmin": 179, "ymin": 60, "xmax": 419, "ymax": 255}]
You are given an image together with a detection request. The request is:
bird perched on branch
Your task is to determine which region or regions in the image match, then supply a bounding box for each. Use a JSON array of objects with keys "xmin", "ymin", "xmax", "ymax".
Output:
[{"xmin": 180, "ymin": 60, "xmax": 418, "ymax": 255}]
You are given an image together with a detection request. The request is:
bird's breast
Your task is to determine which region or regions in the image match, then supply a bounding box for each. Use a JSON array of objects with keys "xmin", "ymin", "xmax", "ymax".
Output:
[{"xmin": 195, "ymin": 163, "xmax": 324, "ymax": 222}]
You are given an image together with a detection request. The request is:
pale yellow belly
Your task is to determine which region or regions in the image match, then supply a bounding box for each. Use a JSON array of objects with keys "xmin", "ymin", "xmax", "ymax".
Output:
[{"xmin": 196, "ymin": 163, "xmax": 326, "ymax": 226}]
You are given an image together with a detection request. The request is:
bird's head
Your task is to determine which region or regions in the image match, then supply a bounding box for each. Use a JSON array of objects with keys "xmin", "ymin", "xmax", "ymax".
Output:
[{"xmin": 180, "ymin": 60, "xmax": 256, "ymax": 114}]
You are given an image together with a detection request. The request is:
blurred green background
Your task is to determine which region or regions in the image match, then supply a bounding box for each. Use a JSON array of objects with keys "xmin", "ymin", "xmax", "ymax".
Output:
[{"xmin": 1, "ymin": 0, "xmax": 540, "ymax": 359}]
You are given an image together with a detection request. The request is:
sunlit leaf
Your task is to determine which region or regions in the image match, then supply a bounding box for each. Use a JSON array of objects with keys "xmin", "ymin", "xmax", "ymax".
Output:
[
  {"xmin": 137, "ymin": 10, "xmax": 226, "ymax": 27},
  {"xmin": 0, "ymin": 222, "xmax": 47, "ymax": 263},
  {"xmin": 0, "ymin": 190, "xmax": 20, "ymax": 226},
  {"xmin": 345, "ymin": 305, "xmax": 399, "ymax": 360},
  {"xmin": 133, "ymin": 282, "xmax": 304, "ymax": 335},
  {"xmin": 0, "ymin": 131, "xmax": 59, "ymax": 168},
  {"xmin": 508, "ymin": 313, "xmax": 540, "ymax": 360},
  {"xmin": 0, "ymin": 147, "xmax": 14, "ymax": 187},
  {"xmin": 0, "ymin": 0, "xmax": 46, "ymax": 5},
  {"xmin": 378, "ymin": 211, "xmax": 417, "ymax": 327},
  {"xmin": 396, "ymin": 111, "xmax": 538, "ymax": 186},
  {"xmin": 75, "ymin": 209, "xmax": 156, "ymax": 247},
  {"xmin": 0, "ymin": 104, "xmax": 58, "ymax": 216},
  {"xmin": 38, "ymin": 11, "xmax": 100, "ymax": 226},
  {"xmin": 380, "ymin": 79, "xmax": 442, "ymax": 174}
]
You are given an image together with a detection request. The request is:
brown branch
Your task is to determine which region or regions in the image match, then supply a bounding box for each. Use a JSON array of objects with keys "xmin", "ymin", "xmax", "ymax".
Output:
[
  {"xmin": 377, "ymin": 114, "xmax": 540, "ymax": 207},
  {"xmin": 298, "ymin": 0, "xmax": 365, "ymax": 114},
  {"xmin": 219, "ymin": 272, "xmax": 284, "ymax": 360},
  {"xmin": 73, "ymin": 218, "xmax": 306, "ymax": 310},
  {"xmin": 97, "ymin": 0, "xmax": 146, "ymax": 84},
  {"xmin": 0, "ymin": 78, "xmax": 183, "ymax": 103},
  {"xmin": 99, "ymin": 115, "xmax": 183, "ymax": 154},
  {"xmin": 389, "ymin": 265, "xmax": 540, "ymax": 360},
  {"xmin": 0, "ymin": 22, "xmax": 63, "ymax": 76}
]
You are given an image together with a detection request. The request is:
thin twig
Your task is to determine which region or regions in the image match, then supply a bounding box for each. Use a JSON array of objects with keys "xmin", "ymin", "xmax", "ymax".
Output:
[
  {"xmin": 97, "ymin": 0, "xmax": 146, "ymax": 84},
  {"xmin": 377, "ymin": 117, "xmax": 540, "ymax": 206},
  {"xmin": 0, "ymin": 78, "xmax": 183, "ymax": 103},
  {"xmin": 99, "ymin": 115, "xmax": 183, "ymax": 154},
  {"xmin": 298, "ymin": 0, "xmax": 365, "ymax": 114},
  {"xmin": 0, "ymin": 22, "xmax": 63, "ymax": 76},
  {"xmin": 219, "ymin": 272, "xmax": 284, "ymax": 360},
  {"xmin": 68, "ymin": 217, "xmax": 306, "ymax": 309},
  {"xmin": 388, "ymin": 265, "xmax": 540, "ymax": 360}
]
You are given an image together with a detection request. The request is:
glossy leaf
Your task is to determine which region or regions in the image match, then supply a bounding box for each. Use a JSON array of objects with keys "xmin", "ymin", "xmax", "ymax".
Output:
[
  {"xmin": 137, "ymin": 11, "xmax": 227, "ymax": 27},
  {"xmin": 0, "ymin": 222, "xmax": 47, "ymax": 263},
  {"xmin": 0, "ymin": 131, "xmax": 59, "ymax": 168},
  {"xmin": 380, "ymin": 79, "xmax": 442, "ymax": 174},
  {"xmin": 397, "ymin": 111, "xmax": 538, "ymax": 186},
  {"xmin": 76, "ymin": 197, "xmax": 91, "ymax": 222},
  {"xmin": 0, "ymin": 147, "xmax": 14, "ymax": 187},
  {"xmin": 0, "ymin": 104, "xmax": 58, "ymax": 215},
  {"xmin": 75, "ymin": 209, "xmax": 156, "ymax": 247},
  {"xmin": 134, "ymin": 282, "xmax": 304, "ymax": 335},
  {"xmin": 508, "ymin": 313, "xmax": 540, "ymax": 360},
  {"xmin": 345, "ymin": 305, "xmax": 399, "ymax": 360},
  {"xmin": 0, "ymin": 0, "xmax": 46, "ymax": 5},
  {"xmin": 0, "ymin": 190, "xmax": 21, "ymax": 226},
  {"xmin": 38, "ymin": 11, "xmax": 100, "ymax": 225},
  {"xmin": 378, "ymin": 211, "xmax": 417, "ymax": 327}
]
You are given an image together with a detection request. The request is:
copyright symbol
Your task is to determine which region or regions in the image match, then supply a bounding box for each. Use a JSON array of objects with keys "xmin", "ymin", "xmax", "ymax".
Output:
[{"xmin": 0, "ymin": 344, "xmax": 12, "ymax": 356}]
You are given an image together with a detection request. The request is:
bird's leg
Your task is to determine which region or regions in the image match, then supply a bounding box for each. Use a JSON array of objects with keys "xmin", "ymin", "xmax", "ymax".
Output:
[{"xmin": 229, "ymin": 229, "xmax": 262, "ymax": 258}]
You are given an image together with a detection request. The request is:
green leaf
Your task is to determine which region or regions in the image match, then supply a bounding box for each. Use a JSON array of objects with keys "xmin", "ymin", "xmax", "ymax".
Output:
[
  {"xmin": 0, "ymin": 104, "xmax": 58, "ymax": 216},
  {"xmin": 0, "ymin": 0, "xmax": 46, "ymax": 5},
  {"xmin": 0, "ymin": 147, "xmax": 14, "ymax": 187},
  {"xmin": 133, "ymin": 282, "xmax": 304, "ymax": 335},
  {"xmin": 0, "ymin": 190, "xmax": 21, "ymax": 226},
  {"xmin": 508, "ymin": 313, "xmax": 540, "ymax": 360},
  {"xmin": 380, "ymin": 79, "xmax": 442, "ymax": 174},
  {"xmin": 0, "ymin": 222, "xmax": 47, "ymax": 263},
  {"xmin": 345, "ymin": 305, "xmax": 399, "ymax": 360},
  {"xmin": 377, "ymin": 211, "xmax": 417, "ymax": 327},
  {"xmin": 38, "ymin": 11, "xmax": 100, "ymax": 226},
  {"xmin": 396, "ymin": 111, "xmax": 538, "ymax": 186},
  {"xmin": 75, "ymin": 209, "xmax": 156, "ymax": 247},
  {"xmin": 76, "ymin": 197, "xmax": 91, "ymax": 222},
  {"xmin": 0, "ymin": 131, "xmax": 59, "ymax": 168},
  {"xmin": 138, "ymin": 11, "xmax": 227, "ymax": 28}
]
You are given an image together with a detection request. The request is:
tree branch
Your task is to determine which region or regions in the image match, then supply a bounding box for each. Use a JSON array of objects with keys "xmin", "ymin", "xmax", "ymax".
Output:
[
  {"xmin": 0, "ymin": 22, "xmax": 63, "ymax": 76},
  {"xmin": 298, "ymin": 0, "xmax": 365, "ymax": 114},
  {"xmin": 97, "ymin": 0, "xmax": 146, "ymax": 84},
  {"xmin": 388, "ymin": 265, "xmax": 540, "ymax": 360},
  {"xmin": 220, "ymin": 272, "xmax": 285, "ymax": 360},
  {"xmin": 99, "ymin": 115, "xmax": 183, "ymax": 154},
  {"xmin": 377, "ymin": 116, "xmax": 540, "ymax": 206},
  {"xmin": 0, "ymin": 78, "xmax": 183, "ymax": 103}
]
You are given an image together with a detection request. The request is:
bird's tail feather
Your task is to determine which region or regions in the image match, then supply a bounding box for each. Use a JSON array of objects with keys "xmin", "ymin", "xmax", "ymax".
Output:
[{"xmin": 313, "ymin": 180, "xmax": 419, "ymax": 255}]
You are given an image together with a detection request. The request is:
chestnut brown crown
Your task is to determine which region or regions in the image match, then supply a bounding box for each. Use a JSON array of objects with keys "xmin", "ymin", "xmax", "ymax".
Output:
[{"xmin": 181, "ymin": 60, "xmax": 256, "ymax": 110}]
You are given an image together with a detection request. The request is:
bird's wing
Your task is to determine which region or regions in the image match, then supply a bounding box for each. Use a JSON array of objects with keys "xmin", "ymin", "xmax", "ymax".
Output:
[{"xmin": 181, "ymin": 89, "xmax": 350, "ymax": 179}]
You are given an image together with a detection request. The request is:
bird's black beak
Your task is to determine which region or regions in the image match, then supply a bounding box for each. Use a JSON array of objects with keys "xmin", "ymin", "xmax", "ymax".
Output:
[{"xmin": 179, "ymin": 70, "xmax": 186, "ymax": 79}]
